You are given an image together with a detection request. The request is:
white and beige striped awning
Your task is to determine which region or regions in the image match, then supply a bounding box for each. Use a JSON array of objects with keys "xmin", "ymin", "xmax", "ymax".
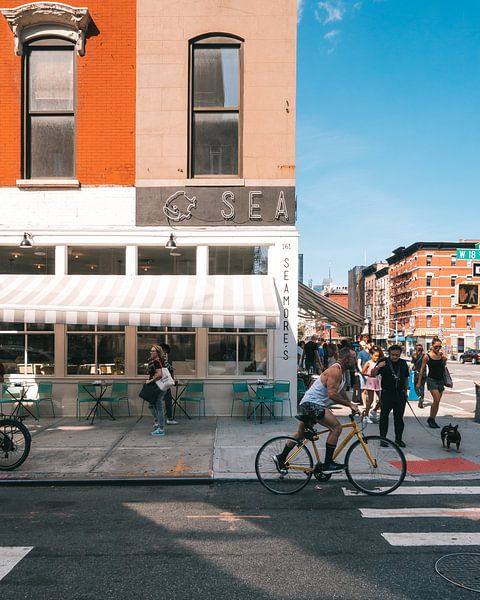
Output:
[{"xmin": 0, "ymin": 275, "xmax": 280, "ymax": 329}]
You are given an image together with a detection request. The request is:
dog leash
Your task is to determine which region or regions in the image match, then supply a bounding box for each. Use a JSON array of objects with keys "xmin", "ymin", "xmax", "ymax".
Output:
[{"xmin": 406, "ymin": 398, "xmax": 441, "ymax": 439}]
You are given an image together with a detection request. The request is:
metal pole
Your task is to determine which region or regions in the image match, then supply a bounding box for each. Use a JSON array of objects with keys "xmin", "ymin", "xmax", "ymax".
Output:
[
  {"xmin": 395, "ymin": 321, "xmax": 398, "ymax": 344},
  {"xmin": 475, "ymin": 382, "xmax": 480, "ymax": 423}
]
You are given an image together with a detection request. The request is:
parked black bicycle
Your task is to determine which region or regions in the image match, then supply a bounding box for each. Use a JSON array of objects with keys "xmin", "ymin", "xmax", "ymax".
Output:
[{"xmin": 0, "ymin": 417, "xmax": 31, "ymax": 470}]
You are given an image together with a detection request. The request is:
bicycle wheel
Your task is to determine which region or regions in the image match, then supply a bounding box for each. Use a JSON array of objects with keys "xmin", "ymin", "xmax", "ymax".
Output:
[
  {"xmin": 344, "ymin": 435, "xmax": 406, "ymax": 496},
  {"xmin": 0, "ymin": 418, "xmax": 31, "ymax": 471},
  {"xmin": 255, "ymin": 436, "xmax": 313, "ymax": 495}
]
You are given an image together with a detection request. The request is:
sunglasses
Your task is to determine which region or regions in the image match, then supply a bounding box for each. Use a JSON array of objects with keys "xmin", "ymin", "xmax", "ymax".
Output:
[{"xmin": 433, "ymin": 345, "xmax": 442, "ymax": 349}]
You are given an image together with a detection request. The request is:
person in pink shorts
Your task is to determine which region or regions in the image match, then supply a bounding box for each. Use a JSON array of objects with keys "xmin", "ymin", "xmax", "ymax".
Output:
[{"xmin": 361, "ymin": 346, "xmax": 382, "ymax": 423}]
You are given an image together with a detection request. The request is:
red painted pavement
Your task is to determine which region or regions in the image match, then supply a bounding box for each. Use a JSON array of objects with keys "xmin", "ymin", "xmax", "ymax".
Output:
[{"xmin": 390, "ymin": 458, "xmax": 480, "ymax": 474}]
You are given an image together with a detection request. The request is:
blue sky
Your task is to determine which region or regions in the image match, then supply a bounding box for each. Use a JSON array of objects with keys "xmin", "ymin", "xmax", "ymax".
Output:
[{"xmin": 296, "ymin": 0, "xmax": 480, "ymax": 285}]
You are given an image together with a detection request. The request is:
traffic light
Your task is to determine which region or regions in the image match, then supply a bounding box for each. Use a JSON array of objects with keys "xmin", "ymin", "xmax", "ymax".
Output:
[{"xmin": 457, "ymin": 283, "xmax": 479, "ymax": 306}]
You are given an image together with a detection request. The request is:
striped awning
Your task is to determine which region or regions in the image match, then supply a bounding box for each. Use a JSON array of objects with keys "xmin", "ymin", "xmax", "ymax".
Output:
[{"xmin": 0, "ymin": 275, "xmax": 280, "ymax": 329}]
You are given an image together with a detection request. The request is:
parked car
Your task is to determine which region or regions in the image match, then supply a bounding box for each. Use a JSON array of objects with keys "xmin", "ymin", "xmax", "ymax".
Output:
[{"xmin": 459, "ymin": 349, "xmax": 480, "ymax": 364}]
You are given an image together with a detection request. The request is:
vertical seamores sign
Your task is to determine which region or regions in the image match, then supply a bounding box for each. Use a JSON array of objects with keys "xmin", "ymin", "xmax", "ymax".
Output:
[{"xmin": 281, "ymin": 242, "xmax": 292, "ymax": 360}]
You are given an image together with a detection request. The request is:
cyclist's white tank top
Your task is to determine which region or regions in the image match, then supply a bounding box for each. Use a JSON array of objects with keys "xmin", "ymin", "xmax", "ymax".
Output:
[{"xmin": 300, "ymin": 363, "xmax": 346, "ymax": 409}]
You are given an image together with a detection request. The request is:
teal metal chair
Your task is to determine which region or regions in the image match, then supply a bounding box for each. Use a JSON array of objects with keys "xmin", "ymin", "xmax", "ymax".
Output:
[
  {"xmin": 31, "ymin": 382, "xmax": 56, "ymax": 418},
  {"xmin": 102, "ymin": 381, "xmax": 130, "ymax": 416},
  {"xmin": 297, "ymin": 377, "xmax": 307, "ymax": 404},
  {"xmin": 181, "ymin": 381, "xmax": 205, "ymax": 418},
  {"xmin": 272, "ymin": 380, "xmax": 292, "ymax": 418},
  {"xmin": 252, "ymin": 385, "xmax": 274, "ymax": 424},
  {"xmin": 76, "ymin": 384, "xmax": 97, "ymax": 419},
  {"xmin": 231, "ymin": 382, "xmax": 253, "ymax": 417}
]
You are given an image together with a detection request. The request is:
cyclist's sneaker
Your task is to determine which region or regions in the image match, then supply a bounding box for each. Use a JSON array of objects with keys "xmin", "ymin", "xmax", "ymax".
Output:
[
  {"xmin": 272, "ymin": 454, "xmax": 285, "ymax": 472},
  {"xmin": 363, "ymin": 415, "xmax": 373, "ymax": 424},
  {"xmin": 166, "ymin": 419, "xmax": 178, "ymax": 425},
  {"xmin": 151, "ymin": 428, "xmax": 166, "ymax": 436},
  {"xmin": 322, "ymin": 461, "xmax": 346, "ymax": 474}
]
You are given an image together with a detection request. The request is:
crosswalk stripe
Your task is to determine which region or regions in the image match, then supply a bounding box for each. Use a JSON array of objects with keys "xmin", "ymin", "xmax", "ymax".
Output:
[
  {"xmin": 360, "ymin": 508, "xmax": 480, "ymax": 520},
  {"xmin": 343, "ymin": 486, "xmax": 480, "ymax": 496},
  {"xmin": 382, "ymin": 533, "xmax": 480, "ymax": 546},
  {"xmin": 0, "ymin": 547, "xmax": 33, "ymax": 581}
]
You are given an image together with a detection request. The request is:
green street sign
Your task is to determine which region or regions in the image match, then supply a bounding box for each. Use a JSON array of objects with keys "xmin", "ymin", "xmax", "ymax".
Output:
[{"xmin": 456, "ymin": 248, "xmax": 480, "ymax": 260}]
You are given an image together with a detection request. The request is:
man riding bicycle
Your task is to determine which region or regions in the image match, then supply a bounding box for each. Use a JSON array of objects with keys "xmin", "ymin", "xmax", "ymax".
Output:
[{"xmin": 274, "ymin": 347, "xmax": 360, "ymax": 474}]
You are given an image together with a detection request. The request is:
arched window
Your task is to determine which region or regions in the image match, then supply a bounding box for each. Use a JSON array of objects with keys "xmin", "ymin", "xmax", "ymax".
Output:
[
  {"xmin": 190, "ymin": 34, "xmax": 242, "ymax": 177},
  {"xmin": 24, "ymin": 38, "xmax": 75, "ymax": 178}
]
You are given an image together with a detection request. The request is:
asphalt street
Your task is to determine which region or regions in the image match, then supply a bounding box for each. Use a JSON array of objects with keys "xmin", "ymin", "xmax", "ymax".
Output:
[
  {"xmin": 441, "ymin": 360, "xmax": 480, "ymax": 416},
  {"xmin": 1, "ymin": 481, "xmax": 479, "ymax": 600}
]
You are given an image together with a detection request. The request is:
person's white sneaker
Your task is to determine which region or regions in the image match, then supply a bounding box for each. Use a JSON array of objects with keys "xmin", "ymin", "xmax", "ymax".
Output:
[
  {"xmin": 363, "ymin": 416, "xmax": 373, "ymax": 424},
  {"xmin": 166, "ymin": 419, "xmax": 178, "ymax": 425}
]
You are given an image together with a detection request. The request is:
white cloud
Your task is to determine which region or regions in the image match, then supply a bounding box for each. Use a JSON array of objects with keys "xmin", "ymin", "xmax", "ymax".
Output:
[
  {"xmin": 324, "ymin": 29, "xmax": 340, "ymax": 40},
  {"xmin": 298, "ymin": 0, "xmax": 306, "ymax": 22},
  {"xmin": 315, "ymin": 1, "xmax": 345, "ymax": 24}
]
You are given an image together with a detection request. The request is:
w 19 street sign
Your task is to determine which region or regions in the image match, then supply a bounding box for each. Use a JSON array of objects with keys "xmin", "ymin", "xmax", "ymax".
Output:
[{"xmin": 456, "ymin": 248, "xmax": 480, "ymax": 260}]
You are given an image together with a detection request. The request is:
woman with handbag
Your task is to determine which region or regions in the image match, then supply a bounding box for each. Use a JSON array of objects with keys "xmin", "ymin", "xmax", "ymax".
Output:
[
  {"xmin": 417, "ymin": 337, "xmax": 448, "ymax": 429},
  {"xmin": 145, "ymin": 345, "xmax": 167, "ymax": 436}
]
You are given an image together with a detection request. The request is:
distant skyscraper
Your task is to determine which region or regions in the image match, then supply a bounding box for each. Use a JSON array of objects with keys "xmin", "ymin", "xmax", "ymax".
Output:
[{"xmin": 298, "ymin": 253, "xmax": 304, "ymax": 283}]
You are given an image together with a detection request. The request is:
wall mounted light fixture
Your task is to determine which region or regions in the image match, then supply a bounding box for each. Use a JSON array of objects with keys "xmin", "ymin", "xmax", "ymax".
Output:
[
  {"xmin": 165, "ymin": 233, "xmax": 177, "ymax": 249},
  {"xmin": 19, "ymin": 232, "xmax": 33, "ymax": 247}
]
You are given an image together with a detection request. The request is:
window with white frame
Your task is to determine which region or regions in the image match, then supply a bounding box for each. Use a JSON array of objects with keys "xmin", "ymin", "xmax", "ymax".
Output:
[
  {"xmin": 68, "ymin": 247, "xmax": 125, "ymax": 275},
  {"xmin": 209, "ymin": 246, "xmax": 268, "ymax": 275},
  {"xmin": 208, "ymin": 328, "xmax": 267, "ymax": 376},
  {"xmin": 66, "ymin": 325, "xmax": 125, "ymax": 375},
  {"xmin": 0, "ymin": 322, "xmax": 54, "ymax": 375},
  {"xmin": 136, "ymin": 327, "xmax": 196, "ymax": 376},
  {"xmin": 0, "ymin": 246, "xmax": 55, "ymax": 274},
  {"xmin": 190, "ymin": 35, "xmax": 242, "ymax": 176},
  {"xmin": 451, "ymin": 315, "xmax": 457, "ymax": 327},
  {"xmin": 426, "ymin": 315, "xmax": 432, "ymax": 328}
]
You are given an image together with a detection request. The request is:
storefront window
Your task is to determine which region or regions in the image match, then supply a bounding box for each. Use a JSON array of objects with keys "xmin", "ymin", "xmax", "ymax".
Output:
[
  {"xmin": 67, "ymin": 247, "xmax": 125, "ymax": 275},
  {"xmin": 0, "ymin": 323, "xmax": 54, "ymax": 375},
  {"xmin": 0, "ymin": 246, "xmax": 55, "ymax": 274},
  {"xmin": 67, "ymin": 325, "xmax": 125, "ymax": 375},
  {"xmin": 137, "ymin": 247, "xmax": 196, "ymax": 275},
  {"xmin": 137, "ymin": 327, "xmax": 196, "ymax": 376},
  {"xmin": 209, "ymin": 246, "xmax": 268, "ymax": 275},
  {"xmin": 208, "ymin": 328, "xmax": 267, "ymax": 376}
]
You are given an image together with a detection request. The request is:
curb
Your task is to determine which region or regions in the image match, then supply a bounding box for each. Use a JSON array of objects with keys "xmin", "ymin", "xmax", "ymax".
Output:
[{"xmin": 0, "ymin": 476, "xmax": 214, "ymax": 487}]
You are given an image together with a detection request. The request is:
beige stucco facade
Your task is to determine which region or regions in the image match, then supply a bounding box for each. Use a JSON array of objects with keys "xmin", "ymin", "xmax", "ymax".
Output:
[{"xmin": 136, "ymin": 0, "xmax": 297, "ymax": 184}]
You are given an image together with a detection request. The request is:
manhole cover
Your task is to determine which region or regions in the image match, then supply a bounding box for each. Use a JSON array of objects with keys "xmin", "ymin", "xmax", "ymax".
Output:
[{"xmin": 435, "ymin": 553, "xmax": 480, "ymax": 593}]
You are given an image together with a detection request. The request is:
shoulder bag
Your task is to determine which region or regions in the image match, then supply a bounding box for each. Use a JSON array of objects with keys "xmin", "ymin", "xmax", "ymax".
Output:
[
  {"xmin": 443, "ymin": 365, "xmax": 453, "ymax": 388},
  {"xmin": 139, "ymin": 383, "xmax": 159, "ymax": 404},
  {"xmin": 156, "ymin": 367, "xmax": 175, "ymax": 392}
]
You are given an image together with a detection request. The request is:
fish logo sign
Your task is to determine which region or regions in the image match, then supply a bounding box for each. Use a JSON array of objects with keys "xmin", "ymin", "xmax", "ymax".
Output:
[{"xmin": 163, "ymin": 191, "xmax": 197, "ymax": 222}]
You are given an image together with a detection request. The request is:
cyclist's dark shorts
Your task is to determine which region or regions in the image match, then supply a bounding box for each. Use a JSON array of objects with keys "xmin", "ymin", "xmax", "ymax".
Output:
[{"xmin": 296, "ymin": 401, "xmax": 325, "ymax": 422}]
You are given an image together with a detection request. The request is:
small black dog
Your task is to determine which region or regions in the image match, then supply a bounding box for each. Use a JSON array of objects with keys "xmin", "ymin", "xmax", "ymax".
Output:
[{"xmin": 441, "ymin": 423, "xmax": 461, "ymax": 452}]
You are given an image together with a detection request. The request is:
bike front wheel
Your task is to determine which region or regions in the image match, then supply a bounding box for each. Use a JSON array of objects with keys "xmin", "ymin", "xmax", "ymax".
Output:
[
  {"xmin": 255, "ymin": 436, "xmax": 313, "ymax": 495},
  {"xmin": 0, "ymin": 418, "xmax": 31, "ymax": 471},
  {"xmin": 344, "ymin": 435, "xmax": 406, "ymax": 496}
]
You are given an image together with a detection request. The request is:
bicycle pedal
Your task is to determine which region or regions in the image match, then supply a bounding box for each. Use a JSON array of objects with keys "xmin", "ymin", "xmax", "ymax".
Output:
[
  {"xmin": 314, "ymin": 462, "xmax": 323, "ymax": 475},
  {"xmin": 304, "ymin": 428, "xmax": 317, "ymax": 441}
]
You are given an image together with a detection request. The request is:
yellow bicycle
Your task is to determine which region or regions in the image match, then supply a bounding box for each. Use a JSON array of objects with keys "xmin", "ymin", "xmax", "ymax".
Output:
[{"xmin": 255, "ymin": 412, "xmax": 407, "ymax": 496}]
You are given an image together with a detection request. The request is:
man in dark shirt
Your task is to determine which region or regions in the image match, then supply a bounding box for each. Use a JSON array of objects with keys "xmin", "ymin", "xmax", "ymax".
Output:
[
  {"xmin": 371, "ymin": 344, "xmax": 409, "ymax": 448},
  {"xmin": 301, "ymin": 334, "xmax": 323, "ymax": 374}
]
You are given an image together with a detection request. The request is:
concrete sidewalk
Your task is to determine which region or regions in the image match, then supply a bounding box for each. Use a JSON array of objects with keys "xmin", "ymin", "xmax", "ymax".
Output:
[{"xmin": 1, "ymin": 398, "xmax": 479, "ymax": 484}]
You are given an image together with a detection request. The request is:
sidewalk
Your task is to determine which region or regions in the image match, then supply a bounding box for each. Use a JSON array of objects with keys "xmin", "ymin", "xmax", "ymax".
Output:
[{"xmin": 1, "ymin": 403, "xmax": 479, "ymax": 484}]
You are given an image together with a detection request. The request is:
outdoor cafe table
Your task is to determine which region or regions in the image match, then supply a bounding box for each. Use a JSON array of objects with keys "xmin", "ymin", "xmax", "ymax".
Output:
[
  {"xmin": 248, "ymin": 379, "xmax": 275, "ymax": 423},
  {"xmin": 171, "ymin": 380, "xmax": 191, "ymax": 420},
  {"xmin": 82, "ymin": 380, "xmax": 114, "ymax": 424},
  {"xmin": 3, "ymin": 382, "xmax": 38, "ymax": 420}
]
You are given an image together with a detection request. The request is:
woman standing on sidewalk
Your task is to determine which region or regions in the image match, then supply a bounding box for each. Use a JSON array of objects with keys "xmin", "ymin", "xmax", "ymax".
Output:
[
  {"xmin": 361, "ymin": 346, "xmax": 382, "ymax": 424},
  {"xmin": 411, "ymin": 344, "xmax": 426, "ymax": 408},
  {"xmin": 417, "ymin": 337, "xmax": 447, "ymax": 429},
  {"xmin": 146, "ymin": 345, "xmax": 167, "ymax": 436}
]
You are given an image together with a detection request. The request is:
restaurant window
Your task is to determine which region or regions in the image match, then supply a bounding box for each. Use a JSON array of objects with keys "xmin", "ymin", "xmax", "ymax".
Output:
[
  {"xmin": 137, "ymin": 327, "xmax": 196, "ymax": 376},
  {"xmin": 209, "ymin": 246, "xmax": 268, "ymax": 275},
  {"xmin": 451, "ymin": 275, "xmax": 457, "ymax": 287},
  {"xmin": 137, "ymin": 247, "xmax": 196, "ymax": 275},
  {"xmin": 208, "ymin": 328, "xmax": 267, "ymax": 376},
  {"xmin": 24, "ymin": 39, "xmax": 75, "ymax": 178},
  {"xmin": 426, "ymin": 275, "xmax": 432, "ymax": 287},
  {"xmin": 68, "ymin": 247, "xmax": 125, "ymax": 275},
  {"xmin": 0, "ymin": 246, "xmax": 55, "ymax": 274},
  {"xmin": 426, "ymin": 295, "xmax": 432, "ymax": 307},
  {"xmin": 66, "ymin": 325, "xmax": 125, "ymax": 375},
  {"xmin": 451, "ymin": 315, "xmax": 457, "ymax": 328},
  {"xmin": 426, "ymin": 315, "xmax": 432, "ymax": 328},
  {"xmin": 190, "ymin": 34, "xmax": 242, "ymax": 177},
  {"xmin": 0, "ymin": 322, "xmax": 54, "ymax": 375},
  {"xmin": 426, "ymin": 254, "xmax": 432, "ymax": 266}
]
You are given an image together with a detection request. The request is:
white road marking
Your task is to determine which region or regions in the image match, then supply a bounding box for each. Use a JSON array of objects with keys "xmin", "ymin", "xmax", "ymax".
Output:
[
  {"xmin": 439, "ymin": 402, "xmax": 471, "ymax": 413},
  {"xmin": 450, "ymin": 387, "xmax": 475, "ymax": 393},
  {"xmin": 403, "ymin": 453, "xmax": 427, "ymax": 462},
  {"xmin": 0, "ymin": 547, "xmax": 33, "ymax": 581},
  {"xmin": 343, "ymin": 486, "xmax": 480, "ymax": 496},
  {"xmin": 360, "ymin": 508, "xmax": 480, "ymax": 520},
  {"xmin": 382, "ymin": 533, "xmax": 480, "ymax": 546}
]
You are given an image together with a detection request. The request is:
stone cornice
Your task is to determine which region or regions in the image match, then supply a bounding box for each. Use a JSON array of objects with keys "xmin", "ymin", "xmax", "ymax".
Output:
[{"xmin": 0, "ymin": 2, "xmax": 90, "ymax": 55}]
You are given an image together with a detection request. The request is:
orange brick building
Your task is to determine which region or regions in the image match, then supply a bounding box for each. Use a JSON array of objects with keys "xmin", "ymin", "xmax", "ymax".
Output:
[{"xmin": 387, "ymin": 242, "xmax": 480, "ymax": 354}]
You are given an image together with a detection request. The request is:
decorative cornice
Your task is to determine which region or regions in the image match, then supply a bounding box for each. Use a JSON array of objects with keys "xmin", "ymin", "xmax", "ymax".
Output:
[{"xmin": 0, "ymin": 2, "xmax": 90, "ymax": 55}]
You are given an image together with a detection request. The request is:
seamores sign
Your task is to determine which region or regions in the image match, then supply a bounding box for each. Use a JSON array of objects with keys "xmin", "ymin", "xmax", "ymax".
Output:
[{"xmin": 136, "ymin": 186, "xmax": 296, "ymax": 227}]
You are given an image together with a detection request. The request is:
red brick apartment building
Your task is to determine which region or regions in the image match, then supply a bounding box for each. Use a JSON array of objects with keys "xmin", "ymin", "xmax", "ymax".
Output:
[{"xmin": 387, "ymin": 242, "xmax": 480, "ymax": 354}]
